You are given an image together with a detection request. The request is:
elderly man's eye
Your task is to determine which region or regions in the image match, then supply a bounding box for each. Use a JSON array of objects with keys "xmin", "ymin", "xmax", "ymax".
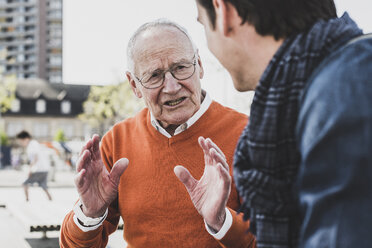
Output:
[
  {"xmin": 150, "ymin": 72, "xmax": 161, "ymax": 79},
  {"xmin": 174, "ymin": 64, "xmax": 189, "ymax": 72}
]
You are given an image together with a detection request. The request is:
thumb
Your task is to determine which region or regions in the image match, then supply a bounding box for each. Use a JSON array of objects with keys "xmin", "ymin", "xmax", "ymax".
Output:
[
  {"xmin": 174, "ymin": 165, "xmax": 197, "ymax": 193},
  {"xmin": 110, "ymin": 158, "xmax": 129, "ymax": 185}
]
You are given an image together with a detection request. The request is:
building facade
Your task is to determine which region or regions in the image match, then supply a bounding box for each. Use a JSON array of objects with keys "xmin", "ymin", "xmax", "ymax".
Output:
[
  {"xmin": 0, "ymin": 78, "xmax": 90, "ymax": 141},
  {"xmin": 0, "ymin": 0, "xmax": 63, "ymax": 83}
]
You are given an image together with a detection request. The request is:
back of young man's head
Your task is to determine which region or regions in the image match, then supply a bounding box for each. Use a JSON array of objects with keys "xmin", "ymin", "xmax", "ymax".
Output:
[
  {"xmin": 197, "ymin": 0, "xmax": 337, "ymax": 40},
  {"xmin": 16, "ymin": 130, "xmax": 32, "ymax": 140}
]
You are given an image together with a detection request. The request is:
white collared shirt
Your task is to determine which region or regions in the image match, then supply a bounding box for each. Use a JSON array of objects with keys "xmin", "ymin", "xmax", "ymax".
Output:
[{"xmin": 150, "ymin": 91, "xmax": 212, "ymax": 138}]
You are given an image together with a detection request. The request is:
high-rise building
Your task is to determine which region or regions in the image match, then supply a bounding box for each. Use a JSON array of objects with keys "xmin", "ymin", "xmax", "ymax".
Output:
[{"xmin": 0, "ymin": 0, "xmax": 63, "ymax": 83}]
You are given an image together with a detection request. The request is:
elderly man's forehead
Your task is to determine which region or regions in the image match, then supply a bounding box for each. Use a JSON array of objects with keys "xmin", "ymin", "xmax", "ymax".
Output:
[{"xmin": 133, "ymin": 26, "xmax": 194, "ymax": 56}]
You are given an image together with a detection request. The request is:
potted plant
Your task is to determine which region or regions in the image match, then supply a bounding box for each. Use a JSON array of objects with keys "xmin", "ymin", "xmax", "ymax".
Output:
[{"xmin": 0, "ymin": 129, "xmax": 11, "ymax": 168}]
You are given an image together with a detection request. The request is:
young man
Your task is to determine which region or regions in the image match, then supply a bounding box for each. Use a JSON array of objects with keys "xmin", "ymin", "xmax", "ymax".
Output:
[
  {"xmin": 60, "ymin": 20, "xmax": 256, "ymax": 247},
  {"xmin": 195, "ymin": 0, "xmax": 372, "ymax": 247},
  {"xmin": 17, "ymin": 131, "xmax": 52, "ymax": 201}
]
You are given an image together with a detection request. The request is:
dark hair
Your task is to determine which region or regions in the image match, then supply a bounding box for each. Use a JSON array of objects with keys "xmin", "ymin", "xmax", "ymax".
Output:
[
  {"xmin": 16, "ymin": 130, "xmax": 32, "ymax": 139},
  {"xmin": 197, "ymin": 0, "xmax": 337, "ymax": 40}
]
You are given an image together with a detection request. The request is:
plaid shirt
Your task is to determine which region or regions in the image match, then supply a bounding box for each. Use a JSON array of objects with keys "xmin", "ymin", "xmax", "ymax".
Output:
[{"xmin": 233, "ymin": 13, "xmax": 362, "ymax": 248}]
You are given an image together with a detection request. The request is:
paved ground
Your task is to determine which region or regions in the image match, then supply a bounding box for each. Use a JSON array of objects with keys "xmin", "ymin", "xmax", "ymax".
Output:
[
  {"xmin": 0, "ymin": 165, "xmax": 75, "ymax": 188},
  {"xmin": 0, "ymin": 165, "xmax": 127, "ymax": 248}
]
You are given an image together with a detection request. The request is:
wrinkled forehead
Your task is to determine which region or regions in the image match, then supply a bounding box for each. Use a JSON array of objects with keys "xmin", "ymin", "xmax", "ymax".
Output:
[{"xmin": 132, "ymin": 27, "xmax": 195, "ymax": 74}]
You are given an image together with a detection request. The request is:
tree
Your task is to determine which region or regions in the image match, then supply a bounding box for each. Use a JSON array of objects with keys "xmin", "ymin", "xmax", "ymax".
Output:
[
  {"xmin": 54, "ymin": 128, "xmax": 67, "ymax": 143},
  {"xmin": 0, "ymin": 75, "xmax": 16, "ymax": 113},
  {"xmin": 0, "ymin": 129, "xmax": 9, "ymax": 146},
  {"xmin": 79, "ymin": 81, "xmax": 144, "ymax": 135}
]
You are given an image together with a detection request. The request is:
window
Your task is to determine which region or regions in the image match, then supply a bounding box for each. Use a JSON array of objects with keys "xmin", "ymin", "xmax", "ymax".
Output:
[
  {"xmin": 49, "ymin": 74, "xmax": 62, "ymax": 83},
  {"xmin": 49, "ymin": 0, "xmax": 62, "ymax": 9},
  {"xmin": 49, "ymin": 28, "xmax": 62, "ymax": 37},
  {"xmin": 48, "ymin": 9, "xmax": 62, "ymax": 18},
  {"xmin": 60, "ymin": 123, "xmax": 74, "ymax": 138},
  {"xmin": 17, "ymin": 15, "xmax": 24, "ymax": 23},
  {"xmin": 33, "ymin": 122, "xmax": 49, "ymax": 138},
  {"xmin": 61, "ymin": 100, "xmax": 71, "ymax": 114},
  {"xmin": 6, "ymin": 121, "xmax": 23, "ymax": 137},
  {"xmin": 49, "ymin": 55, "xmax": 62, "ymax": 65},
  {"xmin": 48, "ymin": 37, "xmax": 62, "ymax": 47},
  {"xmin": 11, "ymin": 99, "xmax": 20, "ymax": 112},
  {"xmin": 36, "ymin": 99, "xmax": 46, "ymax": 113},
  {"xmin": 17, "ymin": 54, "xmax": 24, "ymax": 62}
]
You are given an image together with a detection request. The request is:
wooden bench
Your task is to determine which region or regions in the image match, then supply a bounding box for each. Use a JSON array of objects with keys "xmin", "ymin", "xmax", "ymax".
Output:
[{"xmin": 5, "ymin": 200, "xmax": 67, "ymax": 239}]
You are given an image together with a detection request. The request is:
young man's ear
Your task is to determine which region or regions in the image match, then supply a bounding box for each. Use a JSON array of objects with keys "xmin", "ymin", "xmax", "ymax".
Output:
[
  {"xmin": 126, "ymin": 71, "xmax": 142, "ymax": 98},
  {"xmin": 212, "ymin": 0, "xmax": 241, "ymax": 36}
]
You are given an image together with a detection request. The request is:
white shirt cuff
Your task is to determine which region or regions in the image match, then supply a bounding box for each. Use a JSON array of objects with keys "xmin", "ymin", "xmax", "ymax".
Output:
[
  {"xmin": 204, "ymin": 208, "xmax": 233, "ymax": 240},
  {"xmin": 72, "ymin": 200, "xmax": 108, "ymax": 232}
]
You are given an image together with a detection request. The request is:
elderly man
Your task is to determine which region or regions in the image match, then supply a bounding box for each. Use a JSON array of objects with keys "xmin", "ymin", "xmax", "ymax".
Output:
[
  {"xmin": 195, "ymin": 0, "xmax": 372, "ymax": 247},
  {"xmin": 60, "ymin": 20, "xmax": 256, "ymax": 247}
]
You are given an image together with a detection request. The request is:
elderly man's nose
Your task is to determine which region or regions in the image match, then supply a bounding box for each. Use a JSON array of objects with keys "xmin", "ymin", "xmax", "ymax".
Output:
[{"xmin": 163, "ymin": 72, "xmax": 181, "ymax": 92}]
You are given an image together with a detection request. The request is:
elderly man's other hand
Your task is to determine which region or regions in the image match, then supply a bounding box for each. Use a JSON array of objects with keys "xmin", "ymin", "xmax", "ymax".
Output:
[
  {"xmin": 74, "ymin": 134, "xmax": 129, "ymax": 218},
  {"xmin": 174, "ymin": 137, "xmax": 231, "ymax": 232}
]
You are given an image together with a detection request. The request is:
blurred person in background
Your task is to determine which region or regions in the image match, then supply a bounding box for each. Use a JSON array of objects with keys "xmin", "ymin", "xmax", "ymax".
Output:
[
  {"xmin": 60, "ymin": 19, "xmax": 256, "ymax": 247},
  {"xmin": 16, "ymin": 130, "xmax": 52, "ymax": 201}
]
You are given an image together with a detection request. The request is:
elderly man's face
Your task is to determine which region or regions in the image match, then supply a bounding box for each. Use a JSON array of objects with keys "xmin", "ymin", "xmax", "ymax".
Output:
[{"xmin": 128, "ymin": 27, "xmax": 204, "ymax": 128}]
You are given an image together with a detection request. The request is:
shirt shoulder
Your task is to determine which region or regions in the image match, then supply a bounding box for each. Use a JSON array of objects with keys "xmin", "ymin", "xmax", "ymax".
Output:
[
  {"xmin": 27, "ymin": 140, "xmax": 40, "ymax": 154},
  {"xmin": 298, "ymin": 37, "xmax": 372, "ymax": 149}
]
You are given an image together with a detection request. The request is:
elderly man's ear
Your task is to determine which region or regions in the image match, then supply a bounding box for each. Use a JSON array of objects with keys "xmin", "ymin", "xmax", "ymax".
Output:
[
  {"xmin": 126, "ymin": 72, "xmax": 143, "ymax": 98},
  {"xmin": 197, "ymin": 55, "xmax": 204, "ymax": 79}
]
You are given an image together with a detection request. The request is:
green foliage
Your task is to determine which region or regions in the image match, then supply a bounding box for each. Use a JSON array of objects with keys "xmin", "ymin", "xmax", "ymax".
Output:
[
  {"xmin": 54, "ymin": 128, "xmax": 66, "ymax": 142},
  {"xmin": 0, "ymin": 75, "xmax": 17, "ymax": 113},
  {"xmin": 0, "ymin": 129, "xmax": 9, "ymax": 146},
  {"xmin": 79, "ymin": 81, "xmax": 144, "ymax": 131}
]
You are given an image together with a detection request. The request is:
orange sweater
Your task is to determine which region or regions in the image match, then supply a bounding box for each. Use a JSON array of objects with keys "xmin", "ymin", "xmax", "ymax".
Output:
[{"xmin": 60, "ymin": 101, "xmax": 256, "ymax": 248}]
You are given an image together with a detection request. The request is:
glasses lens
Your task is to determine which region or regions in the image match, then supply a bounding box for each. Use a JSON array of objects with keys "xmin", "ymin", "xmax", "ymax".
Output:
[
  {"xmin": 142, "ymin": 71, "xmax": 164, "ymax": 88},
  {"xmin": 172, "ymin": 63, "xmax": 195, "ymax": 80}
]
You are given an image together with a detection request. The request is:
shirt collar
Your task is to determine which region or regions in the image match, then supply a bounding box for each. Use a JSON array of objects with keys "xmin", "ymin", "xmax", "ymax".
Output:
[{"xmin": 150, "ymin": 90, "xmax": 212, "ymax": 138}]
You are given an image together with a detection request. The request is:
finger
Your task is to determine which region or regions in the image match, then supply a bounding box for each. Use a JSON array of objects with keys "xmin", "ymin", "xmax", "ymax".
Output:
[
  {"xmin": 74, "ymin": 168, "xmax": 86, "ymax": 187},
  {"xmin": 174, "ymin": 165, "xmax": 197, "ymax": 193},
  {"xmin": 198, "ymin": 136, "xmax": 208, "ymax": 152},
  {"xmin": 210, "ymin": 148, "xmax": 229, "ymax": 171},
  {"xmin": 91, "ymin": 134, "xmax": 101, "ymax": 160},
  {"xmin": 198, "ymin": 137, "xmax": 213, "ymax": 165},
  {"xmin": 110, "ymin": 158, "xmax": 129, "ymax": 185},
  {"xmin": 76, "ymin": 150, "xmax": 91, "ymax": 173},
  {"xmin": 205, "ymin": 138, "xmax": 226, "ymax": 160},
  {"xmin": 217, "ymin": 163, "xmax": 231, "ymax": 190},
  {"xmin": 79, "ymin": 137, "xmax": 93, "ymax": 157}
]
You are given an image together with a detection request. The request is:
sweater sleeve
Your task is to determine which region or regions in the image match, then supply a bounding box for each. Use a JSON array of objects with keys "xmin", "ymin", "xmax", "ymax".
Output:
[
  {"xmin": 59, "ymin": 198, "xmax": 121, "ymax": 248},
  {"xmin": 215, "ymin": 207, "xmax": 256, "ymax": 248},
  {"xmin": 60, "ymin": 131, "xmax": 121, "ymax": 247}
]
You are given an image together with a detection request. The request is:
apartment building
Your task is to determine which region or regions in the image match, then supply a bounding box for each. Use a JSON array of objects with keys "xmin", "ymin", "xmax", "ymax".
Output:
[{"xmin": 0, "ymin": 0, "xmax": 63, "ymax": 83}]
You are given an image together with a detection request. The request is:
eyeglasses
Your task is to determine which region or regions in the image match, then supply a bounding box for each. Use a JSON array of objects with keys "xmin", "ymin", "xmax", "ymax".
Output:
[{"xmin": 134, "ymin": 55, "xmax": 197, "ymax": 89}]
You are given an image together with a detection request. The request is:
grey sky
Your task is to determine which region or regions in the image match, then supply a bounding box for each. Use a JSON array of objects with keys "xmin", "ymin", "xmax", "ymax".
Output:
[{"xmin": 63, "ymin": 0, "xmax": 372, "ymax": 110}]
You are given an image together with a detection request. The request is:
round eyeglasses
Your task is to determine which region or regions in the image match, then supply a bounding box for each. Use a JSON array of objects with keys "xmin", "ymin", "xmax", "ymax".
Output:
[{"xmin": 134, "ymin": 56, "xmax": 197, "ymax": 89}]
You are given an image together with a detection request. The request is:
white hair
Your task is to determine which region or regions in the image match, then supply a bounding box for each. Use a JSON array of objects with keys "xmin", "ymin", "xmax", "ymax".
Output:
[{"xmin": 126, "ymin": 19, "xmax": 197, "ymax": 73}]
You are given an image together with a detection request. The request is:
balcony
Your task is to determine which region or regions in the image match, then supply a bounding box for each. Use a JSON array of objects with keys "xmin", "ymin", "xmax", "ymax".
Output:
[
  {"xmin": 0, "ymin": 29, "xmax": 35, "ymax": 38},
  {"xmin": 0, "ymin": 9, "xmax": 37, "ymax": 18}
]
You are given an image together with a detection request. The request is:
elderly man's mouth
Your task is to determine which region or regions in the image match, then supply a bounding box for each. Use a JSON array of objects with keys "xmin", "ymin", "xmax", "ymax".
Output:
[{"xmin": 164, "ymin": 97, "xmax": 187, "ymax": 107}]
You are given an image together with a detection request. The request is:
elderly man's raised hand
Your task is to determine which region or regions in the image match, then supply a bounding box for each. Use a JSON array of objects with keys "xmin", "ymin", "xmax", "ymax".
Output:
[
  {"xmin": 74, "ymin": 135, "xmax": 129, "ymax": 218},
  {"xmin": 174, "ymin": 137, "xmax": 231, "ymax": 232}
]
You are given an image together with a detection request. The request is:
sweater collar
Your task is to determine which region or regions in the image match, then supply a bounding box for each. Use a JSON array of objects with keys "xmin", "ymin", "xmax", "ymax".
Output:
[{"xmin": 150, "ymin": 90, "xmax": 212, "ymax": 138}]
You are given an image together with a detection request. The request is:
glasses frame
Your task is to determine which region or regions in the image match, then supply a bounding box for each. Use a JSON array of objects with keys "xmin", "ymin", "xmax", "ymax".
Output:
[{"xmin": 134, "ymin": 54, "xmax": 197, "ymax": 89}]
